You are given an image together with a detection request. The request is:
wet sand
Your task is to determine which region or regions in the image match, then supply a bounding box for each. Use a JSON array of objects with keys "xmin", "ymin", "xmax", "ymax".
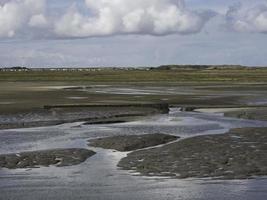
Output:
[
  {"xmin": 196, "ymin": 107, "xmax": 267, "ymax": 121},
  {"xmin": 118, "ymin": 127, "xmax": 267, "ymax": 179},
  {"xmin": 0, "ymin": 105, "xmax": 168, "ymax": 130},
  {"xmin": 0, "ymin": 148, "xmax": 95, "ymax": 169},
  {"xmin": 1, "ymin": 109, "xmax": 267, "ymax": 200},
  {"xmin": 89, "ymin": 133, "xmax": 178, "ymax": 151},
  {"xmin": 0, "ymin": 75, "xmax": 267, "ymax": 199}
]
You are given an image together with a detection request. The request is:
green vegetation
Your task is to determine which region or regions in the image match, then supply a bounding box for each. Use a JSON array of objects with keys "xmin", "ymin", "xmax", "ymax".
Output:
[{"xmin": 1, "ymin": 68, "xmax": 267, "ymax": 83}]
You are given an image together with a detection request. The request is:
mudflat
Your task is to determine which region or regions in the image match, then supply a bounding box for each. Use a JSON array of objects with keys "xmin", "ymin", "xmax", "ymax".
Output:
[
  {"xmin": 89, "ymin": 133, "xmax": 179, "ymax": 151},
  {"xmin": 0, "ymin": 105, "xmax": 167, "ymax": 130},
  {"xmin": 118, "ymin": 128, "xmax": 267, "ymax": 179},
  {"xmin": 1, "ymin": 67, "xmax": 267, "ymax": 180},
  {"xmin": 224, "ymin": 108, "xmax": 267, "ymax": 121},
  {"xmin": 0, "ymin": 148, "xmax": 95, "ymax": 169}
]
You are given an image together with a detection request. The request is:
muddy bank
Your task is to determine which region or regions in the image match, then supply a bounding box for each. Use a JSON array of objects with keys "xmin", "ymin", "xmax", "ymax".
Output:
[
  {"xmin": 185, "ymin": 106, "xmax": 267, "ymax": 122},
  {"xmin": 89, "ymin": 134, "xmax": 179, "ymax": 152},
  {"xmin": 118, "ymin": 128, "xmax": 267, "ymax": 179},
  {"xmin": 224, "ymin": 108, "xmax": 267, "ymax": 121},
  {"xmin": 43, "ymin": 103, "xmax": 169, "ymax": 112},
  {"xmin": 83, "ymin": 113, "xmax": 151, "ymax": 125},
  {"xmin": 194, "ymin": 107, "xmax": 267, "ymax": 121},
  {"xmin": 0, "ymin": 148, "xmax": 95, "ymax": 169},
  {"xmin": 0, "ymin": 104, "xmax": 168, "ymax": 130}
]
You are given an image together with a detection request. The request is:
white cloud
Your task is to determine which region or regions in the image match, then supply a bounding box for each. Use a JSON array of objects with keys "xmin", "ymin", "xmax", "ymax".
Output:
[
  {"xmin": 0, "ymin": 0, "xmax": 47, "ymax": 38},
  {"xmin": 226, "ymin": 3, "xmax": 267, "ymax": 33},
  {"xmin": 54, "ymin": 0, "xmax": 215, "ymax": 38},
  {"xmin": 29, "ymin": 14, "xmax": 48, "ymax": 28}
]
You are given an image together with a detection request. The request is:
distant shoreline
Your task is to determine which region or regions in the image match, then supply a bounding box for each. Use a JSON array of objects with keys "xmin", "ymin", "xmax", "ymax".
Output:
[{"xmin": 0, "ymin": 64, "xmax": 266, "ymax": 72}]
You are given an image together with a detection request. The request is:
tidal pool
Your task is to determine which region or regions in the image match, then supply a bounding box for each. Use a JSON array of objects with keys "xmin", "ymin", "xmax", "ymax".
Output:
[{"xmin": 0, "ymin": 109, "xmax": 267, "ymax": 200}]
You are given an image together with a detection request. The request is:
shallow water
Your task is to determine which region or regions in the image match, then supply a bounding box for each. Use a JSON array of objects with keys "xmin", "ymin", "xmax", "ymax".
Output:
[
  {"xmin": 1, "ymin": 109, "xmax": 267, "ymax": 200},
  {"xmin": 37, "ymin": 85, "xmax": 197, "ymax": 95}
]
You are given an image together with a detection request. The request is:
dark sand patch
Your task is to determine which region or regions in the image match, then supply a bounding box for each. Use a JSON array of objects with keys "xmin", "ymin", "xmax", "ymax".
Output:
[
  {"xmin": 118, "ymin": 128, "xmax": 267, "ymax": 179},
  {"xmin": 84, "ymin": 119, "xmax": 127, "ymax": 125},
  {"xmin": 0, "ymin": 148, "xmax": 95, "ymax": 169},
  {"xmin": 89, "ymin": 134, "xmax": 179, "ymax": 152},
  {"xmin": 0, "ymin": 105, "xmax": 167, "ymax": 130},
  {"xmin": 224, "ymin": 108, "xmax": 267, "ymax": 121}
]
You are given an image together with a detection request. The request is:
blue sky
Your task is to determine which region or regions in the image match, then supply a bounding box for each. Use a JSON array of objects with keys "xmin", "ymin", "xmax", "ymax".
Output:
[{"xmin": 0, "ymin": 0, "xmax": 267, "ymax": 67}]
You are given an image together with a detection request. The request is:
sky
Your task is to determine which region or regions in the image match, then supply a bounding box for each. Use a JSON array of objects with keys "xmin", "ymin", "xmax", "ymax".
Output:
[{"xmin": 0, "ymin": 0, "xmax": 267, "ymax": 67}]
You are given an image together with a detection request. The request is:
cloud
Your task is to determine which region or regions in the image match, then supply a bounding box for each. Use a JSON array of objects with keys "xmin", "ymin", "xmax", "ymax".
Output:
[
  {"xmin": 0, "ymin": 0, "xmax": 216, "ymax": 39},
  {"xmin": 28, "ymin": 14, "xmax": 48, "ymax": 28},
  {"xmin": 226, "ymin": 3, "xmax": 267, "ymax": 33},
  {"xmin": 54, "ymin": 0, "xmax": 215, "ymax": 38},
  {"xmin": 0, "ymin": 0, "xmax": 47, "ymax": 38}
]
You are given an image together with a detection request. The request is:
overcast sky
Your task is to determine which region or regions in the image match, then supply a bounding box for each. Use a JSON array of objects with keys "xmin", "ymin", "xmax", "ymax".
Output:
[{"xmin": 0, "ymin": 0, "xmax": 267, "ymax": 67}]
